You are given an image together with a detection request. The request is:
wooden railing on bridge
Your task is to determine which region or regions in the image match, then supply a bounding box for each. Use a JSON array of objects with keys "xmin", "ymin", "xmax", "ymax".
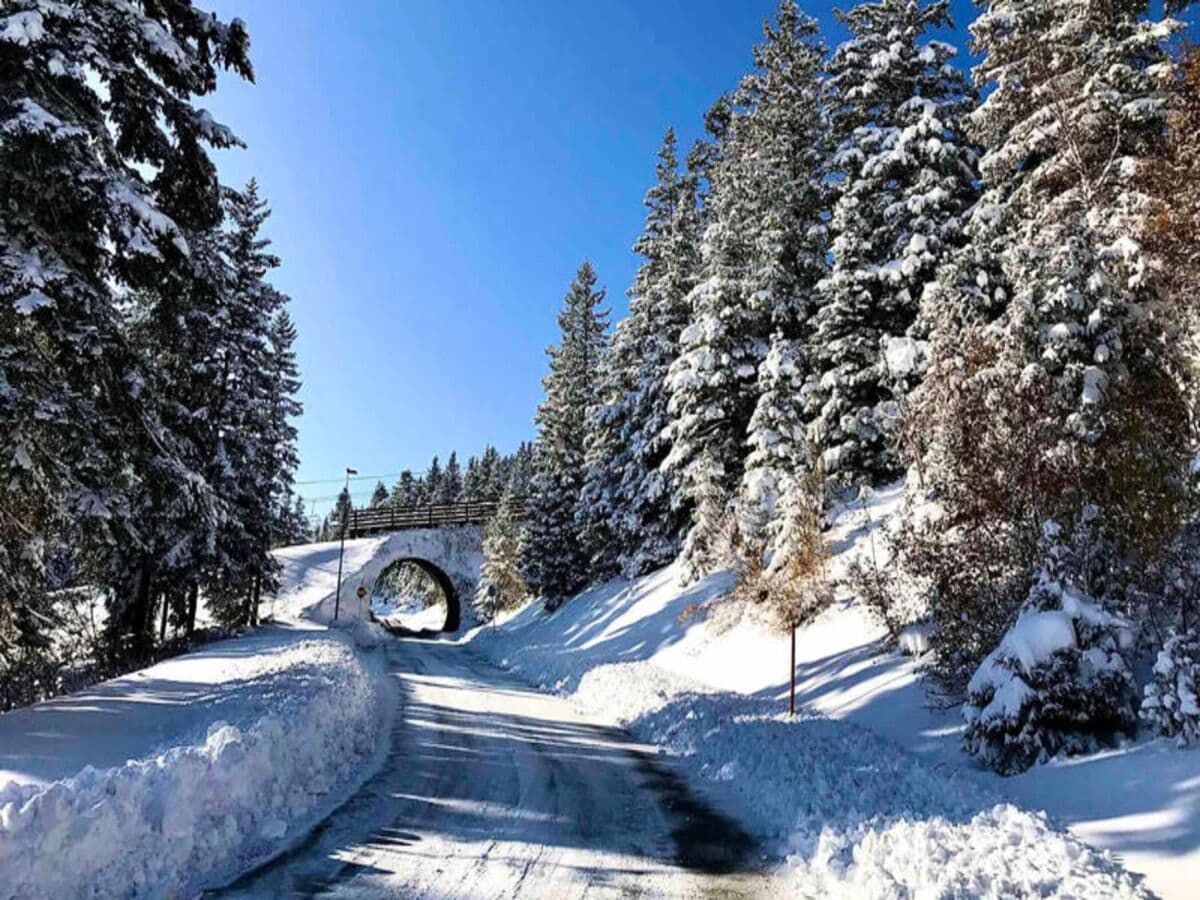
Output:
[{"xmin": 347, "ymin": 500, "xmax": 503, "ymax": 537}]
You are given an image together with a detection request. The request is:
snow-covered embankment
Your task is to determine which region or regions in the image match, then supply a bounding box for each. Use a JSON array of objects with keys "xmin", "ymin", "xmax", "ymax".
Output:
[{"xmin": 0, "ymin": 584, "xmax": 393, "ymax": 900}]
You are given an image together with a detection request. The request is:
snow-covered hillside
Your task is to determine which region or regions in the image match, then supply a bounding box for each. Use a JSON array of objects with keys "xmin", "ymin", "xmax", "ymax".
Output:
[{"xmin": 470, "ymin": 482, "xmax": 1200, "ymax": 899}]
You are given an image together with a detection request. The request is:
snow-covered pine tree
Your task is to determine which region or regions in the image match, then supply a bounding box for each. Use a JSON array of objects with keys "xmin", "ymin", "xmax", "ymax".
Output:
[
  {"xmin": 390, "ymin": 469, "xmax": 419, "ymax": 507},
  {"xmin": 578, "ymin": 129, "xmax": 701, "ymax": 580},
  {"xmin": 477, "ymin": 477, "xmax": 529, "ymax": 617},
  {"xmin": 114, "ymin": 222, "xmax": 228, "ymax": 646},
  {"xmin": 522, "ymin": 262, "xmax": 608, "ymax": 605},
  {"xmin": 803, "ymin": 0, "xmax": 977, "ymax": 490},
  {"xmin": 963, "ymin": 516, "xmax": 1138, "ymax": 774},
  {"xmin": 327, "ymin": 488, "xmax": 352, "ymax": 542},
  {"xmin": 369, "ymin": 482, "xmax": 389, "ymax": 508},
  {"xmin": 618, "ymin": 134, "xmax": 704, "ymax": 577},
  {"xmin": 279, "ymin": 493, "xmax": 311, "ymax": 546},
  {"xmin": 0, "ymin": 0, "xmax": 251, "ymax": 670},
  {"xmin": 479, "ymin": 445, "xmax": 506, "ymax": 501},
  {"xmin": 733, "ymin": 9, "xmax": 830, "ymax": 561},
  {"xmin": 423, "ymin": 456, "xmax": 442, "ymax": 506},
  {"xmin": 905, "ymin": 0, "xmax": 1194, "ymax": 714},
  {"xmin": 203, "ymin": 181, "xmax": 291, "ymax": 627},
  {"xmin": 263, "ymin": 307, "xmax": 303, "ymax": 543},
  {"xmin": 576, "ymin": 316, "xmax": 634, "ymax": 580},
  {"xmin": 664, "ymin": 1, "xmax": 828, "ymax": 583},
  {"xmin": 461, "ymin": 455, "xmax": 483, "ymax": 502},
  {"xmin": 438, "ymin": 451, "xmax": 463, "ymax": 504},
  {"xmin": 506, "ymin": 442, "xmax": 535, "ymax": 501}
]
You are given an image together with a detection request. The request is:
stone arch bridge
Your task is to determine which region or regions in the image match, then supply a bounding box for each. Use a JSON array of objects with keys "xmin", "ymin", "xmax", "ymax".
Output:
[{"xmin": 333, "ymin": 501, "xmax": 506, "ymax": 633}]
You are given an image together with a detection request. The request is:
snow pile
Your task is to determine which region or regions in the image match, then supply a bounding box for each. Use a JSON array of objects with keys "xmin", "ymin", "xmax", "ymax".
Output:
[
  {"xmin": 332, "ymin": 616, "xmax": 391, "ymax": 650},
  {"xmin": 0, "ymin": 634, "xmax": 389, "ymax": 900},
  {"xmin": 792, "ymin": 804, "xmax": 1150, "ymax": 899}
]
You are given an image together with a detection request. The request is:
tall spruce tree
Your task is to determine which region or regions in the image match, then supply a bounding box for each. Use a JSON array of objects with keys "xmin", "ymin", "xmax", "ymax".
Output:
[
  {"xmin": 479, "ymin": 445, "xmax": 506, "ymax": 500},
  {"xmin": 664, "ymin": 1, "xmax": 828, "ymax": 582},
  {"xmin": 477, "ymin": 474, "xmax": 529, "ymax": 616},
  {"xmin": 461, "ymin": 455, "xmax": 483, "ymax": 502},
  {"xmin": 369, "ymin": 482, "xmax": 389, "ymax": 508},
  {"xmin": 523, "ymin": 262, "xmax": 608, "ymax": 604},
  {"xmin": 264, "ymin": 309, "xmax": 302, "ymax": 523},
  {"xmin": 203, "ymin": 181, "xmax": 291, "ymax": 627},
  {"xmin": 578, "ymin": 130, "xmax": 701, "ymax": 579},
  {"xmin": 0, "ymin": 0, "xmax": 250, "ymax": 669},
  {"xmin": 804, "ymin": 0, "xmax": 978, "ymax": 490},
  {"xmin": 422, "ymin": 456, "xmax": 442, "ymax": 505}
]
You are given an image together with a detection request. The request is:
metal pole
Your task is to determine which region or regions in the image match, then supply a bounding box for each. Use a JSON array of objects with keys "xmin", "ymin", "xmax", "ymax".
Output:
[
  {"xmin": 789, "ymin": 623, "xmax": 797, "ymax": 717},
  {"xmin": 334, "ymin": 511, "xmax": 347, "ymax": 621},
  {"xmin": 334, "ymin": 467, "xmax": 357, "ymax": 621}
]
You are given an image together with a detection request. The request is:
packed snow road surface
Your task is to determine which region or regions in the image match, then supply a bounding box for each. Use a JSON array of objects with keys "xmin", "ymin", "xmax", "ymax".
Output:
[{"xmin": 218, "ymin": 636, "xmax": 775, "ymax": 899}]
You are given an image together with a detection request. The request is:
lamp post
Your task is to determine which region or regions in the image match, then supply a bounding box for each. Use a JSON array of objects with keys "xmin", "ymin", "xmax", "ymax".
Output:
[{"xmin": 334, "ymin": 466, "xmax": 357, "ymax": 621}]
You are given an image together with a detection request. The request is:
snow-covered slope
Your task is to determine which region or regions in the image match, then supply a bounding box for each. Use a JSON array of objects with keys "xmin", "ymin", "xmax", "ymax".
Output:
[{"xmin": 469, "ymin": 482, "xmax": 1199, "ymax": 899}]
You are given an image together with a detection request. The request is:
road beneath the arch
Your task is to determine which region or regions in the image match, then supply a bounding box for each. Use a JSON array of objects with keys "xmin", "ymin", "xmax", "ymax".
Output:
[{"xmin": 216, "ymin": 637, "xmax": 778, "ymax": 899}]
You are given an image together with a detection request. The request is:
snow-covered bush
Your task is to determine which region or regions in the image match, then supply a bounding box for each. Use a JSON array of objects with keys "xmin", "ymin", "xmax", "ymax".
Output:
[
  {"xmin": 963, "ymin": 558, "xmax": 1137, "ymax": 774},
  {"xmin": 844, "ymin": 486, "xmax": 930, "ymax": 641},
  {"xmin": 1141, "ymin": 630, "xmax": 1200, "ymax": 745}
]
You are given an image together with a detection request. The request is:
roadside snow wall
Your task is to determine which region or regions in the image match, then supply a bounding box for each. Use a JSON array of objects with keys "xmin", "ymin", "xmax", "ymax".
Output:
[{"xmin": 0, "ymin": 632, "xmax": 389, "ymax": 900}]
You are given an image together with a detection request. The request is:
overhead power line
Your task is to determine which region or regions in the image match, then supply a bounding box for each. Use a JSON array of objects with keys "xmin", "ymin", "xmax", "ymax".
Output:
[{"xmin": 294, "ymin": 471, "xmax": 406, "ymax": 486}]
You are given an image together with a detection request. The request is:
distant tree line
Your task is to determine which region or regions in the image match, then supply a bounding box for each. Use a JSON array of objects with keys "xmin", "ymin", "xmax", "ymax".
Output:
[{"xmin": 313, "ymin": 444, "xmax": 533, "ymax": 542}]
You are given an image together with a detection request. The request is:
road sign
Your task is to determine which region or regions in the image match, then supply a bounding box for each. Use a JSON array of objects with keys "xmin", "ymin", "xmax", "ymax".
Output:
[{"xmin": 356, "ymin": 584, "xmax": 367, "ymax": 600}]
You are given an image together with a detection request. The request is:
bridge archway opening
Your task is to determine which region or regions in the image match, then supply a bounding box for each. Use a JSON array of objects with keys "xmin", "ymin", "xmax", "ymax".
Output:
[{"xmin": 369, "ymin": 557, "xmax": 460, "ymax": 634}]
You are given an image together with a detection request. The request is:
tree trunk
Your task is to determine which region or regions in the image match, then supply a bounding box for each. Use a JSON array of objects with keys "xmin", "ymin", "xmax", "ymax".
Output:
[
  {"xmin": 185, "ymin": 583, "xmax": 199, "ymax": 636},
  {"xmin": 158, "ymin": 589, "xmax": 169, "ymax": 642},
  {"xmin": 132, "ymin": 559, "xmax": 155, "ymax": 659},
  {"xmin": 250, "ymin": 571, "xmax": 262, "ymax": 627}
]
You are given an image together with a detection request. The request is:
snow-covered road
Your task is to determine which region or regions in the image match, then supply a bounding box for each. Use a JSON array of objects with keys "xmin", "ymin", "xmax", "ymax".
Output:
[{"xmin": 218, "ymin": 636, "xmax": 777, "ymax": 899}]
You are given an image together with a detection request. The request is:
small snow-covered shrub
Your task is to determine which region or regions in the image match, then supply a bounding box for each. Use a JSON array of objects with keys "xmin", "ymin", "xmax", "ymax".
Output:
[
  {"xmin": 963, "ymin": 566, "xmax": 1137, "ymax": 774},
  {"xmin": 845, "ymin": 500, "xmax": 930, "ymax": 640},
  {"xmin": 1141, "ymin": 630, "xmax": 1200, "ymax": 745}
]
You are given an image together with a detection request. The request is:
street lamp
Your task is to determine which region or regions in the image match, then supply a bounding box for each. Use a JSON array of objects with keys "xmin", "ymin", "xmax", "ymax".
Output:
[{"xmin": 334, "ymin": 467, "xmax": 358, "ymax": 621}]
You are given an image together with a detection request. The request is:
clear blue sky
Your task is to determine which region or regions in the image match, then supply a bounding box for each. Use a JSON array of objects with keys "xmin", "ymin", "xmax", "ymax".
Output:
[{"xmin": 201, "ymin": 0, "xmax": 979, "ymax": 516}]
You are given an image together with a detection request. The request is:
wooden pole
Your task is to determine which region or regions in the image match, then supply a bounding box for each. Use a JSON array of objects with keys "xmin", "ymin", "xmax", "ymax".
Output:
[{"xmin": 790, "ymin": 623, "xmax": 797, "ymax": 717}]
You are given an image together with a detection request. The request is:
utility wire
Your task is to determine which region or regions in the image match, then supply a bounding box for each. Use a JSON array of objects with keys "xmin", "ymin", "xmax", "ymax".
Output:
[{"xmin": 294, "ymin": 471, "xmax": 407, "ymax": 486}]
